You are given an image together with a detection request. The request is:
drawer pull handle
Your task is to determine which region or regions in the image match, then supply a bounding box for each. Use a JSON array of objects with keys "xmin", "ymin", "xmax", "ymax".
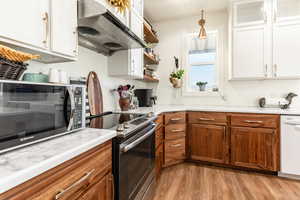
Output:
[
  {"xmin": 171, "ymin": 144, "xmax": 182, "ymax": 148},
  {"xmin": 244, "ymin": 120, "xmax": 263, "ymax": 124},
  {"xmin": 170, "ymin": 118, "xmax": 183, "ymax": 121},
  {"xmin": 55, "ymin": 169, "xmax": 95, "ymax": 200},
  {"xmin": 198, "ymin": 118, "xmax": 215, "ymax": 121},
  {"xmin": 171, "ymin": 129, "xmax": 184, "ymax": 133}
]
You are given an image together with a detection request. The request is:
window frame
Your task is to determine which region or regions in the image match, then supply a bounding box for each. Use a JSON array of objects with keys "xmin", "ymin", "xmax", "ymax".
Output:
[{"xmin": 181, "ymin": 30, "xmax": 224, "ymax": 97}]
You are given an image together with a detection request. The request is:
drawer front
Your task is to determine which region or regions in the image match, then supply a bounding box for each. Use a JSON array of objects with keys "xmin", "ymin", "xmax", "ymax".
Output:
[
  {"xmin": 165, "ymin": 124, "xmax": 186, "ymax": 140},
  {"xmin": 155, "ymin": 115, "xmax": 164, "ymax": 128},
  {"xmin": 165, "ymin": 112, "xmax": 186, "ymax": 125},
  {"xmin": 164, "ymin": 138, "xmax": 186, "ymax": 166},
  {"xmin": 188, "ymin": 112, "xmax": 227, "ymax": 125},
  {"xmin": 155, "ymin": 126, "xmax": 163, "ymax": 149},
  {"xmin": 230, "ymin": 114, "xmax": 279, "ymax": 128},
  {"xmin": 2, "ymin": 142, "xmax": 112, "ymax": 200}
]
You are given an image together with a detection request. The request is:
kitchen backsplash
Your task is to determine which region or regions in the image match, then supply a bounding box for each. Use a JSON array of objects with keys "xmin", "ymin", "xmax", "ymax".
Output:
[{"xmin": 27, "ymin": 47, "xmax": 149, "ymax": 111}]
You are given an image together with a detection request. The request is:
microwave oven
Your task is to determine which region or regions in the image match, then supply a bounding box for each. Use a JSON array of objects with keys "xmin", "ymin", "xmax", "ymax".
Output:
[{"xmin": 0, "ymin": 80, "xmax": 86, "ymax": 154}]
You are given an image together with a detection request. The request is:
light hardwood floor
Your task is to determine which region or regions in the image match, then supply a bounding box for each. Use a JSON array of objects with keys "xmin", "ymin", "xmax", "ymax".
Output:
[{"xmin": 153, "ymin": 163, "xmax": 300, "ymax": 200}]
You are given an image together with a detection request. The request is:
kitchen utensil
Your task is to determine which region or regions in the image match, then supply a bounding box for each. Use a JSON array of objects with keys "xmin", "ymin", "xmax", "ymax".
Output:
[
  {"xmin": 22, "ymin": 73, "xmax": 49, "ymax": 83},
  {"xmin": 87, "ymin": 71, "xmax": 103, "ymax": 128},
  {"xmin": 48, "ymin": 68, "xmax": 60, "ymax": 83}
]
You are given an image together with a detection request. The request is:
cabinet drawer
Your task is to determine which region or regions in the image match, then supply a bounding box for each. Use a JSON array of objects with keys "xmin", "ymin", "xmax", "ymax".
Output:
[
  {"xmin": 165, "ymin": 112, "xmax": 186, "ymax": 125},
  {"xmin": 155, "ymin": 126, "xmax": 163, "ymax": 149},
  {"xmin": 230, "ymin": 114, "xmax": 279, "ymax": 128},
  {"xmin": 165, "ymin": 124, "xmax": 186, "ymax": 140},
  {"xmin": 2, "ymin": 141, "xmax": 112, "ymax": 200},
  {"xmin": 188, "ymin": 112, "xmax": 227, "ymax": 125},
  {"xmin": 155, "ymin": 114, "xmax": 164, "ymax": 128},
  {"xmin": 164, "ymin": 138, "xmax": 186, "ymax": 166}
]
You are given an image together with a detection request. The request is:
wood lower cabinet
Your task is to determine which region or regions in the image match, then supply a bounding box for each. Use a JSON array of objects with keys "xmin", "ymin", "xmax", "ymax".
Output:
[
  {"xmin": 189, "ymin": 124, "xmax": 227, "ymax": 164},
  {"xmin": 79, "ymin": 174, "xmax": 113, "ymax": 200},
  {"xmin": 231, "ymin": 127, "xmax": 278, "ymax": 171},
  {"xmin": 164, "ymin": 138, "xmax": 186, "ymax": 167},
  {"xmin": 0, "ymin": 141, "xmax": 113, "ymax": 200},
  {"xmin": 155, "ymin": 143, "xmax": 164, "ymax": 181}
]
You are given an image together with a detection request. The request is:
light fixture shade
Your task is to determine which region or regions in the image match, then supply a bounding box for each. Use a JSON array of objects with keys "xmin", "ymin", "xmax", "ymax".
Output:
[
  {"xmin": 198, "ymin": 10, "xmax": 207, "ymax": 40},
  {"xmin": 199, "ymin": 26, "xmax": 207, "ymax": 40}
]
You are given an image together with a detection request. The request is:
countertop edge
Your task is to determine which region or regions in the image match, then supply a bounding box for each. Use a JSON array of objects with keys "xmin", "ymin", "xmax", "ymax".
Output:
[{"xmin": 0, "ymin": 130, "xmax": 117, "ymax": 194}]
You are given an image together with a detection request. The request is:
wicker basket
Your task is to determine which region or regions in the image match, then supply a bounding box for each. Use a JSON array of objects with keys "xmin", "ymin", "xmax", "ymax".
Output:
[
  {"xmin": 0, "ymin": 45, "xmax": 38, "ymax": 80},
  {"xmin": 0, "ymin": 57, "xmax": 27, "ymax": 80}
]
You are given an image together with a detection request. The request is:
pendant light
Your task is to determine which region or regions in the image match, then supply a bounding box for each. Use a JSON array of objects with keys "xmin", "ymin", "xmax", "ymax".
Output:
[{"xmin": 198, "ymin": 9, "xmax": 207, "ymax": 40}]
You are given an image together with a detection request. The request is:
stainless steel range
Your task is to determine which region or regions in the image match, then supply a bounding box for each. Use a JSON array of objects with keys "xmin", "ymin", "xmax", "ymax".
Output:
[{"xmin": 88, "ymin": 112, "xmax": 157, "ymax": 200}]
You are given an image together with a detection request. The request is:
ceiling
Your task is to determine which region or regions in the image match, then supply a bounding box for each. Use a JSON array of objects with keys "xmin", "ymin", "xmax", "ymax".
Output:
[{"xmin": 144, "ymin": 0, "xmax": 229, "ymax": 23}]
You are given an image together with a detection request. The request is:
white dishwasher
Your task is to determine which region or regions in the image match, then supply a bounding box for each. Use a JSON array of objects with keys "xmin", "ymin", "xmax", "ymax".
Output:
[{"xmin": 280, "ymin": 115, "xmax": 300, "ymax": 179}]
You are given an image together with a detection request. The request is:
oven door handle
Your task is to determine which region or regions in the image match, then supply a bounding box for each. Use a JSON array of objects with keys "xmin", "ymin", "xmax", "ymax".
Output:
[
  {"xmin": 121, "ymin": 125, "xmax": 156, "ymax": 153},
  {"xmin": 67, "ymin": 86, "xmax": 76, "ymax": 131}
]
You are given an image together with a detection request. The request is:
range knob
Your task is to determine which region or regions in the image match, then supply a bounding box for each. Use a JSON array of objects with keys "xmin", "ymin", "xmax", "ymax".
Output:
[
  {"xmin": 147, "ymin": 112, "xmax": 155, "ymax": 118},
  {"xmin": 124, "ymin": 122, "xmax": 130, "ymax": 129},
  {"xmin": 116, "ymin": 124, "xmax": 125, "ymax": 132}
]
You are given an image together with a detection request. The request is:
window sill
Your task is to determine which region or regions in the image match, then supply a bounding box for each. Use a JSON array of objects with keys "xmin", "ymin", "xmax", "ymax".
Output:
[{"xmin": 182, "ymin": 90, "xmax": 222, "ymax": 97}]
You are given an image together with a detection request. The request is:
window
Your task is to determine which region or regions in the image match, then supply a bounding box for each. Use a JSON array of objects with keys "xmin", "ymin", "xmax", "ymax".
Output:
[{"xmin": 183, "ymin": 31, "xmax": 222, "ymax": 96}]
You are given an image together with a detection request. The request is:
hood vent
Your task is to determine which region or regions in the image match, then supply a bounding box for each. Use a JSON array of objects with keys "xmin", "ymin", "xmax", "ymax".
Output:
[{"xmin": 78, "ymin": 0, "xmax": 147, "ymax": 56}]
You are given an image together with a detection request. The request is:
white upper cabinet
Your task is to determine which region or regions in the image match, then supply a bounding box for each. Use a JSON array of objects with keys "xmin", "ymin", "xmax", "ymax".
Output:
[
  {"xmin": 0, "ymin": 0, "xmax": 49, "ymax": 49},
  {"xmin": 131, "ymin": 48, "xmax": 144, "ymax": 79},
  {"xmin": 233, "ymin": 0, "xmax": 266, "ymax": 27},
  {"xmin": 233, "ymin": 26, "xmax": 267, "ymax": 79},
  {"xmin": 130, "ymin": 10, "xmax": 144, "ymax": 39},
  {"xmin": 0, "ymin": 0, "xmax": 77, "ymax": 63},
  {"xmin": 273, "ymin": 24, "xmax": 300, "ymax": 78},
  {"xmin": 230, "ymin": 0, "xmax": 300, "ymax": 80},
  {"xmin": 51, "ymin": 0, "xmax": 78, "ymax": 57},
  {"xmin": 132, "ymin": 0, "xmax": 144, "ymax": 17},
  {"xmin": 274, "ymin": 0, "xmax": 300, "ymax": 22}
]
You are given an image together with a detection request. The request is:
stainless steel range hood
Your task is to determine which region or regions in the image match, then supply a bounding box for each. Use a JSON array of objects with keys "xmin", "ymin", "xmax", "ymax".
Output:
[{"xmin": 78, "ymin": 0, "xmax": 147, "ymax": 56}]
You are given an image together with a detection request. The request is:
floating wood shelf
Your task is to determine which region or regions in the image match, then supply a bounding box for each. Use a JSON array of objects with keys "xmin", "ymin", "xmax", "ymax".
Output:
[
  {"xmin": 143, "ymin": 74, "xmax": 159, "ymax": 83},
  {"xmin": 144, "ymin": 23, "xmax": 159, "ymax": 44},
  {"xmin": 144, "ymin": 52, "xmax": 159, "ymax": 65}
]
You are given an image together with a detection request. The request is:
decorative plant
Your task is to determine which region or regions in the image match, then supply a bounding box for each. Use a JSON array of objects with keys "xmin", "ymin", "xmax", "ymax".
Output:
[
  {"xmin": 170, "ymin": 69, "xmax": 185, "ymax": 80},
  {"xmin": 196, "ymin": 81, "xmax": 208, "ymax": 91}
]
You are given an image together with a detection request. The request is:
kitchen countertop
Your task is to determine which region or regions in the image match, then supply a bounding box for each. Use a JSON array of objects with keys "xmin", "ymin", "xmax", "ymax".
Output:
[
  {"xmin": 0, "ymin": 128, "xmax": 117, "ymax": 194},
  {"xmin": 119, "ymin": 105, "xmax": 300, "ymax": 115}
]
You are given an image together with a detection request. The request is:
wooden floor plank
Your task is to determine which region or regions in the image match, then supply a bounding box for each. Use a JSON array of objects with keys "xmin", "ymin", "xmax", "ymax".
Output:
[{"xmin": 153, "ymin": 163, "xmax": 300, "ymax": 200}]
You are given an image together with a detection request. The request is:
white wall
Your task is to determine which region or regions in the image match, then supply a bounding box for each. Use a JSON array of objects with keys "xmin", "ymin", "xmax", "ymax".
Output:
[
  {"xmin": 28, "ymin": 47, "xmax": 148, "ymax": 111},
  {"xmin": 152, "ymin": 11, "xmax": 300, "ymax": 108}
]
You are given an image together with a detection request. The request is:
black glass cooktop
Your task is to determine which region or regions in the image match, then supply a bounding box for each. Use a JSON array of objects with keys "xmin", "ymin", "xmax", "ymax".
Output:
[{"xmin": 89, "ymin": 112, "xmax": 144, "ymax": 129}]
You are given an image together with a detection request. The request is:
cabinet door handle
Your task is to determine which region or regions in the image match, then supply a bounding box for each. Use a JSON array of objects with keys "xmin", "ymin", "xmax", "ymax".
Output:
[
  {"xmin": 171, "ymin": 144, "xmax": 182, "ymax": 148},
  {"xmin": 73, "ymin": 28, "xmax": 78, "ymax": 54},
  {"xmin": 171, "ymin": 129, "xmax": 184, "ymax": 133},
  {"xmin": 170, "ymin": 118, "xmax": 182, "ymax": 121},
  {"xmin": 55, "ymin": 169, "xmax": 95, "ymax": 200},
  {"xmin": 264, "ymin": 64, "xmax": 268, "ymax": 77},
  {"xmin": 244, "ymin": 120, "xmax": 263, "ymax": 124},
  {"xmin": 42, "ymin": 12, "xmax": 49, "ymax": 47},
  {"xmin": 273, "ymin": 64, "xmax": 278, "ymax": 77},
  {"xmin": 198, "ymin": 117, "xmax": 215, "ymax": 121}
]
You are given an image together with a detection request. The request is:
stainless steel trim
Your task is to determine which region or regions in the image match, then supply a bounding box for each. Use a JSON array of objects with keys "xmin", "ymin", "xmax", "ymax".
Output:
[
  {"xmin": 273, "ymin": 64, "xmax": 278, "ymax": 77},
  {"xmin": 170, "ymin": 118, "xmax": 182, "ymax": 121},
  {"xmin": 171, "ymin": 144, "xmax": 182, "ymax": 148},
  {"xmin": 198, "ymin": 117, "xmax": 215, "ymax": 121},
  {"xmin": 264, "ymin": 64, "xmax": 268, "ymax": 77},
  {"xmin": 171, "ymin": 129, "xmax": 184, "ymax": 133},
  {"xmin": 67, "ymin": 86, "xmax": 76, "ymax": 131},
  {"xmin": 134, "ymin": 169, "xmax": 156, "ymax": 200},
  {"xmin": 0, "ymin": 79, "xmax": 86, "ymax": 87},
  {"xmin": 0, "ymin": 128, "xmax": 85, "ymax": 155},
  {"xmin": 121, "ymin": 126, "xmax": 156, "ymax": 153},
  {"xmin": 55, "ymin": 169, "xmax": 95, "ymax": 200},
  {"xmin": 244, "ymin": 120, "xmax": 263, "ymax": 124},
  {"xmin": 42, "ymin": 12, "xmax": 49, "ymax": 47}
]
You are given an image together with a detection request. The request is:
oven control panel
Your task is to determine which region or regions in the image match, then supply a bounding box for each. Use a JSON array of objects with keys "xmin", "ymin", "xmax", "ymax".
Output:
[{"xmin": 72, "ymin": 86, "xmax": 85, "ymax": 129}]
